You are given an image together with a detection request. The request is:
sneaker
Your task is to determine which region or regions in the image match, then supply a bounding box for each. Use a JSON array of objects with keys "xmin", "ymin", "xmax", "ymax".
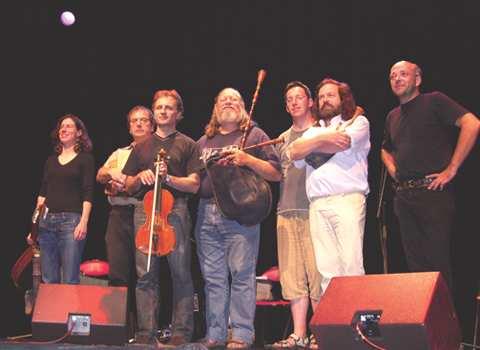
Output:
[{"xmin": 270, "ymin": 333, "xmax": 309, "ymax": 348}]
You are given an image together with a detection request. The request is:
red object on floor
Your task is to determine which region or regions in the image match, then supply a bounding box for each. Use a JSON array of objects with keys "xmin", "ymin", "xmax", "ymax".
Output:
[
  {"xmin": 80, "ymin": 259, "xmax": 109, "ymax": 277},
  {"xmin": 261, "ymin": 266, "xmax": 280, "ymax": 282},
  {"xmin": 255, "ymin": 267, "xmax": 292, "ymax": 345}
]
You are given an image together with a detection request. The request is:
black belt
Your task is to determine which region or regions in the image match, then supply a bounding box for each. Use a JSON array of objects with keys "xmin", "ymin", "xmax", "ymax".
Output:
[{"xmin": 396, "ymin": 177, "xmax": 433, "ymax": 191}]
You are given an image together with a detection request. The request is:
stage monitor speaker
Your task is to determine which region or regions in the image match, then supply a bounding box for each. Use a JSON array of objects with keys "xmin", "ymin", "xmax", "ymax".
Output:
[
  {"xmin": 32, "ymin": 283, "xmax": 127, "ymax": 345},
  {"xmin": 80, "ymin": 273, "xmax": 108, "ymax": 286},
  {"xmin": 310, "ymin": 272, "xmax": 460, "ymax": 350}
]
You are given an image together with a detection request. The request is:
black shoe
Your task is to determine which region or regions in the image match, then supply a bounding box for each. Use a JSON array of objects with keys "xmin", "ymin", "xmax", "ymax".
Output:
[{"xmin": 135, "ymin": 331, "xmax": 157, "ymax": 345}]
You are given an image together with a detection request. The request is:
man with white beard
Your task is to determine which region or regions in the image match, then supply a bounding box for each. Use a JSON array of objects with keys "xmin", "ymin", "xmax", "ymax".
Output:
[{"xmin": 195, "ymin": 87, "xmax": 281, "ymax": 349}]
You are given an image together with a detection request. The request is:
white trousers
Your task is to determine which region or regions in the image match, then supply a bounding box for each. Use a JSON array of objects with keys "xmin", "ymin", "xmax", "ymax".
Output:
[{"xmin": 309, "ymin": 192, "xmax": 366, "ymax": 295}]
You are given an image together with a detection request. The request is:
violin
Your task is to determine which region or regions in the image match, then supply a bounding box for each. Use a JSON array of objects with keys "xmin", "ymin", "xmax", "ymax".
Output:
[
  {"xmin": 11, "ymin": 204, "xmax": 46, "ymax": 314},
  {"xmin": 135, "ymin": 149, "xmax": 176, "ymax": 271}
]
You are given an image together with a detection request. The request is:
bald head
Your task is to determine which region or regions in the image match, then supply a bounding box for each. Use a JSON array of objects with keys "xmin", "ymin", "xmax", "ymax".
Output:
[
  {"xmin": 390, "ymin": 60, "xmax": 422, "ymax": 78},
  {"xmin": 389, "ymin": 60, "xmax": 422, "ymax": 104}
]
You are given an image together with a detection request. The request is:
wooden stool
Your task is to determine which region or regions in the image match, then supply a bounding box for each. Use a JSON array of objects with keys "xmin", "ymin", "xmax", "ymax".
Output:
[
  {"xmin": 254, "ymin": 267, "xmax": 292, "ymax": 346},
  {"xmin": 255, "ymin": 299, "xmax": 292, "ymax": 345}
]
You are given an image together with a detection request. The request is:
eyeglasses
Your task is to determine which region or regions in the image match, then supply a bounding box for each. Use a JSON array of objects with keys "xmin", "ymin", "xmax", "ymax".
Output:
[{"xmin": 130, "ymin": 118, "xmax": 151, "ymax": 124}]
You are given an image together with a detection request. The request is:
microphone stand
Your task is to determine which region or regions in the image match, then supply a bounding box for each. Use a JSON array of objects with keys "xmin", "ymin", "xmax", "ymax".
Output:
[{"xmin": 376, "ymin": 164, "xmax": 389, "ymax": 273}]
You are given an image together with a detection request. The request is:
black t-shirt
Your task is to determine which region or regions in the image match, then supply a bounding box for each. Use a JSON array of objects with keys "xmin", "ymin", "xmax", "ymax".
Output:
[
  {"xmin": 382, "ymin": 92, "xmax": 468, "ymax": 181},
  {"xmin": 39, "ymin": 152, "xmax": 95, "ymax": 213},
  {"xmin": 197, "ymin": 126, "xmax": 280, "ymax": 198},
  {"xmin": 123, "ymin": 131, "xmax": 201, "ymax": 199}
]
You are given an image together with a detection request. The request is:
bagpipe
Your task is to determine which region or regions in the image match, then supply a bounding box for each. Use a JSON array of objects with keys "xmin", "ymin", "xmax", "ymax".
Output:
[{"xmin": 203, "ymin": 69, "xmax": 283, "ymax": 226}]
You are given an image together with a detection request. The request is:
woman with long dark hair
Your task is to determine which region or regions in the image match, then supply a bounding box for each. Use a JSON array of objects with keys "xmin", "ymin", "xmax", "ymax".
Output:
[{"xmin": 33, "ymin": 114, "xmax": 94, "ymax": 284}]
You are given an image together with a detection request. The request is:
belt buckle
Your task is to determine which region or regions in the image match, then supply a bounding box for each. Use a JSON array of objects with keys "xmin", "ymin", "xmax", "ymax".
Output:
[{"xmin": 407, "ymin": 180, "xmax": 416, "ymax": 189}]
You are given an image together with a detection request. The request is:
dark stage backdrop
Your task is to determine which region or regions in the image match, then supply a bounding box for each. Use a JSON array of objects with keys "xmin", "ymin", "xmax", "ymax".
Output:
[{"xmin": 2, "ymin": 0, "xmax": 478, "ymax": 343}]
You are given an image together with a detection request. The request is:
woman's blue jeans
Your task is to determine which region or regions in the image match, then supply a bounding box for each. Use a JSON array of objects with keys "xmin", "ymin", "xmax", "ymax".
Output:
[{"xmin": 38, "ymin": 212, "xmax": 85, "ymax": 284}]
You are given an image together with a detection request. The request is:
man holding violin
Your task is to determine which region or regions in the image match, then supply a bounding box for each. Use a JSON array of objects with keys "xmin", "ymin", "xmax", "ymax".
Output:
[{"xmin": 123, "ymin": 90, "xmax": 201, "ymax": 346}]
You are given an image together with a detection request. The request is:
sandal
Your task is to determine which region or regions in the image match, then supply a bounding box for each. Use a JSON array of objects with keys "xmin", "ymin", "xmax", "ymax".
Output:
[
  {"xmin": 227, "ymin": 339, "xmax": 252, "ymax": 349},
  {"xmin": 270, "ymin": 333, "xmax": 309, "ymax": 348},
  {"xmin": 308, "ymin": 334, "xmax": 318, "ymax": 350}
]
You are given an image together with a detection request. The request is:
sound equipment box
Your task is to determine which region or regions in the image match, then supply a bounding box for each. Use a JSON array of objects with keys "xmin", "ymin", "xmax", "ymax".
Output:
[
  {"xmin": 310, "ymin": 272, "xmax": 461, "ymax": 350},
  {"xmin": 80, "ymin": 273, "xmax": 108, "ymax": 286},
  {"xmin": 32, "ymin": 283, "xmax": 128, "ymax": 345}
]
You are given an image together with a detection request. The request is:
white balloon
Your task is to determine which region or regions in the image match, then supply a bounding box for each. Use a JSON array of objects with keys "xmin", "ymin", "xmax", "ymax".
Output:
[{"xmin": 60, "ymin": 11, "xmax": 75, "ymax": 26}]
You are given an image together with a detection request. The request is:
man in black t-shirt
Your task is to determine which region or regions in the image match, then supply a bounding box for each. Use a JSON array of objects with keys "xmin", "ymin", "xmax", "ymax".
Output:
[
  {"xmin": 195, "ymin": 87, "xmax": 281, "ymax": 348},
  {"xmin": 124, "ymin": 90, "xmax": 201, "ymax": 346},
  {"xmin": 381, "ymin": 60, "xmax": 479, "ymax": 291}
]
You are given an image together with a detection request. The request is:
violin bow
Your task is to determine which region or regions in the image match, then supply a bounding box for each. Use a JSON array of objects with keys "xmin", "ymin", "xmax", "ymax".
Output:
[{"xmin": 146, "ymin": 151, "xmax": 163, "ymax": 272}]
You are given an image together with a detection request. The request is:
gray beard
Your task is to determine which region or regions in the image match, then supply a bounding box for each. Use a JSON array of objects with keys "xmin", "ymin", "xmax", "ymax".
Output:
[{"xmin": 219, "ymin": 109, "xmax": 239, "ymax": 124}]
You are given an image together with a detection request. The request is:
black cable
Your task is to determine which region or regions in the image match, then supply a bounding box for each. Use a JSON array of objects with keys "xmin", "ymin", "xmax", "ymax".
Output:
[{"xmin": 355, "ymin": 322, "xmax": 387, "ymax": 350}]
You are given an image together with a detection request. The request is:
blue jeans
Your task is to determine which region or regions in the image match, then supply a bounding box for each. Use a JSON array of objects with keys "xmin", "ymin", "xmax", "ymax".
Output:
[
  {"xmin": 134, "ymin": 198, "xmax": 194, "ymax": 341},
  {"xmin": 38, "ymin": 212, "xmax": 85, "ymax": 284},
  {"xmin": 194, "ymin": 198, "xmax": 260, "ymax": 344}
]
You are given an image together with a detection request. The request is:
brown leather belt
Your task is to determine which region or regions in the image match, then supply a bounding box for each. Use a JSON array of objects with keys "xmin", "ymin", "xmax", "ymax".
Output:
[{"xmin": 396, "ymin": 177, "xmax": 433, "ymax": 191}]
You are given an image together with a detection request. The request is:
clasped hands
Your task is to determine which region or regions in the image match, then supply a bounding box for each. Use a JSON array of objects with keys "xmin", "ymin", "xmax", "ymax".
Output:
[
  {"xmin": 105, "ymin": 168, "xmax": 127, "ymax": 195},
  {"xmin": 217, "ymin": 148, "xmax": 251, "ymax": 167}
]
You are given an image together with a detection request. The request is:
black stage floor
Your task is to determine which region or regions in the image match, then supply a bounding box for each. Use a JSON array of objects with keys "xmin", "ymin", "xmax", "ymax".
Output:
[
  {"xmin": 0, "ymin": 339, "xmax": 475, "ymax": 350},
  {"xmin": 0, "ymin": 340, "xmax": 268, "ymax": 350}
]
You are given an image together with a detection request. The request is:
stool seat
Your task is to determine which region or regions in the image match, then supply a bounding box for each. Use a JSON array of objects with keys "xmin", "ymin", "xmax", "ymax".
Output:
[
  {"xmin": 262, "ymin": 266, "xmax": 280, "ymax": 282},
  {"xmin": 256, "ymin": 300, "xmax": 290, "ymax": 307},
  {"xmin": 80, "ymin": 259, "xmax": 109, "ymax": 277}
]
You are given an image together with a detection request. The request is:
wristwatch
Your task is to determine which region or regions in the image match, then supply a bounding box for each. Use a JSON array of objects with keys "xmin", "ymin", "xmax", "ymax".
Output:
[{"xmin": 165, "ymin": 174, "xmax": 171, "ymax": 184}]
